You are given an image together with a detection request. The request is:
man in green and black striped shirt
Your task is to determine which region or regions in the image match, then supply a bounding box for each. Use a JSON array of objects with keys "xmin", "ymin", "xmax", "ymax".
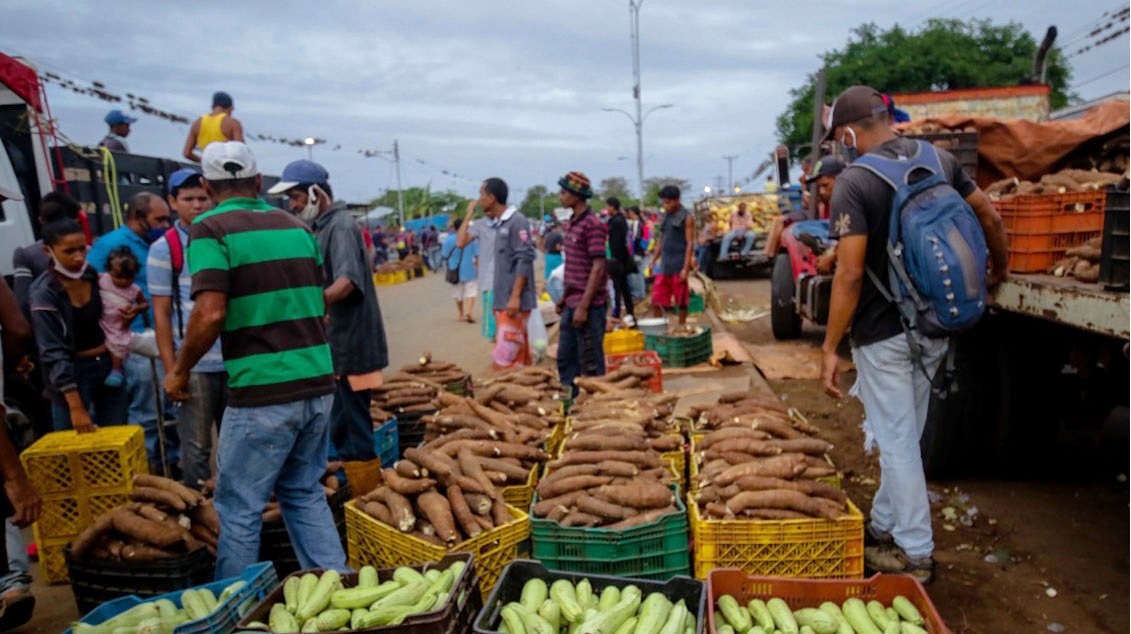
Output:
[{"xmin": 164, "ymin": 141, "xmax": 346, "ymax": 579}]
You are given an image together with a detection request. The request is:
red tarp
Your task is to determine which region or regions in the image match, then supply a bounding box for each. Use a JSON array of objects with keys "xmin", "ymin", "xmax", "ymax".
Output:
[{"xmin": 902, "ymin": 100, "xmax": 1130, "ymax": 188}]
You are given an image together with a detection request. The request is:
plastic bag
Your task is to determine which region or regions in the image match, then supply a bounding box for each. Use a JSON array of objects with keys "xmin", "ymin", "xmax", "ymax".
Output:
[{"xmin": 492, "ymin": 311, "xmax": 532, "ymax": 370}]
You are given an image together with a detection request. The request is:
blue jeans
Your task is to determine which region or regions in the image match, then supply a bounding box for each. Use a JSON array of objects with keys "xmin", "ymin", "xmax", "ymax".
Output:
[
  {"xmin": 0, "ymin": 520, "xmax": 30, "ymax": 593},
  {"xmin": 720, "ymin": 229, "xmax": 755, "ymax": 256},
  {"xmin": 330, "ymin": 376, "xmax": 375, "ymax": 461},
  {"xmin": 125, "ymin": 354, "xmax": 179, "ymax": 468},
  {"xmin": 850, "ymin": 333, "xmax": 947, "ymax": 560},
  {"xmin": 557, "ymin": 305, "xmax": 607, "ymax": 397},
  {"xmin": 178, "ymin": 372, "xmax": 227, "ymax": 488},
  {"xmin": 213, "ymin": 394, "xmax": 346, "ymax": 579},
  {"xmin": 695, "ymin": 245, "xmax": 713, "ymax": 270},
  {"xmin": 50, "ymin": 355, "xmax": 128, "ymax": 431}
]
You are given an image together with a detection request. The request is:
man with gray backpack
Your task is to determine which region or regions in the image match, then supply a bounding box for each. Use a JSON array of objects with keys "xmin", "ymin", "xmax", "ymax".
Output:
[{"xmin": 819, "ymin": 85, "xmax": 1009, "ymax": 583}]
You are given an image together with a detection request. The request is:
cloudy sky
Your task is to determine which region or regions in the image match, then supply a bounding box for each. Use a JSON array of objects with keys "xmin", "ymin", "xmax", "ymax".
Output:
[{"xmin": 2, "ymin": 0, "xmax": 1127, "ymax": 204}]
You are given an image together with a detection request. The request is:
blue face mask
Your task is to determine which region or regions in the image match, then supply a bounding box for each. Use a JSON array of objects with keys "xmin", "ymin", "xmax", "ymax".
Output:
[{"xmin": 144, "ymin": 227, "xmax": 165, "ymax": 243}]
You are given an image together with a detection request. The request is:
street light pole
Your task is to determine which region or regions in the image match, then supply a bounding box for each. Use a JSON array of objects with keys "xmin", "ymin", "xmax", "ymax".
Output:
[
  {"xmin": 723, "ymin": 155, "xmax": 738, "ymax": 193},
  {"xmin": 303, "ymin": 137, "xmax": 316, "ymax": 160},
  {"xmin": 394, "ymin": 139, "xmax": 405, "ymax": 229},
  {"xmin": 630, "ymin": 0, "xmax": 644, "ymax": 202}
]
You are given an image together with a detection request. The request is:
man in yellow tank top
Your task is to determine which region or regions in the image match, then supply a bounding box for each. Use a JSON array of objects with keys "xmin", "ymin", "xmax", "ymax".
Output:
[{"xmin": 182, "ymin": 92, "xmax": 245, "ymax": 163}]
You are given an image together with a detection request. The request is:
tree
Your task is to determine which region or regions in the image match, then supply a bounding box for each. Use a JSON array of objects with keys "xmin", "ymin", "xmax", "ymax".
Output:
[
  {"xmin": 599, "ymin": 177, "xmax": 632, "ymax": 203},
  {"xmin": 642, "ymin": 177, "xmax": 692, "ymax": 207},
  {"xmin": 776, "ymin": 18, "xmax": 1073, "ymax": 157},
  {"xmin": 519, "ymin": 185, "xmax": 558, "ymax": 219},
  {"xmin": 366, "ymin": 186, "xmax": 467, "ymax": 224}
]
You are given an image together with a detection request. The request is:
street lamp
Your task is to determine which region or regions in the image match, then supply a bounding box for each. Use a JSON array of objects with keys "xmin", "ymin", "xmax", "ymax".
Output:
[
  {"xmin": 602, "ymin": 103, "xmax": 672, "ymax": 203},
  {"xmin": 303, "ymin": 137, "xmax": 316, "ymax": 160}
]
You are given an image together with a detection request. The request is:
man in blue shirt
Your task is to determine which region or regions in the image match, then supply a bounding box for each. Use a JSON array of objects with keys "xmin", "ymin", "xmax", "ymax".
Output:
[
  {"xmin": 88, "ymin": 191, "xmax": 175, "ymax": 471},
  {"xmin": 148, "ymin": 170, "xmax": 224, "ymax": 488},
  {"xmin": 441, "ymin": 218, "xmax": 479, "ymax": 322}
]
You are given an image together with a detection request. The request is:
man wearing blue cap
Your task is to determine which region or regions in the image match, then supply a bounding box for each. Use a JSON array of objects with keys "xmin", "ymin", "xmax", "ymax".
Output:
[
  {"xmin": 147, "ymin": 169, "xmax": 223, "ymax": 488},
  {"xmin": 269, "ymin": 160, "xmax": 389, "ymax": 461},
  {"xmin": 99, "ymin": 109, "xmax": 136, "ymax": 153}
]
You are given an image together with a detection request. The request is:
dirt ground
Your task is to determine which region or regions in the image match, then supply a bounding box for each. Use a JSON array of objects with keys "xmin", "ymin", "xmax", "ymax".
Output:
[{"xmin": 714, "ymin": 278, "xmax": 1130, "ymax": 634}]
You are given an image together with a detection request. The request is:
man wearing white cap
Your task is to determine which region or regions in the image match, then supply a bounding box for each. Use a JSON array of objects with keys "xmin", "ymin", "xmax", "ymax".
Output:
[{"xmin": 163, "ymin": 142, "xmax": 346, "ymax": 579}]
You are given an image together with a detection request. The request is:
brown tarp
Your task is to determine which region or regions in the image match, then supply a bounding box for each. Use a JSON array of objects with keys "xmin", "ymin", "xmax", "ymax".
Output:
[{"xmin": 902, "ymin": 100, "xmax": 1130, "ymax": 188}]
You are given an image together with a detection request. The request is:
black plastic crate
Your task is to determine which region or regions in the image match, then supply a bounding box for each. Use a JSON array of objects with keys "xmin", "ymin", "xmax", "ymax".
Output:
[
  {"xmin": 396, "ymin": 412, "xmax": 432, "ymax": 456},
  {"xmin": 238, "ymin": 553, "xmax": 481, "ymax": 634},
  {"xmin": 1100, "ymin": 185, "xmax": 1129, "ymax": 291},
  {"xmin": 66, "ymin": 546, "xmax": 215, "ymax": 615},
  {"xmin": 259, "ymin": 483, "xmax": 351, "ymax": 577},
  {"xmin": 472, "ymin": 559, "xmax": 707, "ymax": 634},
  {"xmin": 903, "ymin": 131, "xmax": 979, "ymax": 181}
]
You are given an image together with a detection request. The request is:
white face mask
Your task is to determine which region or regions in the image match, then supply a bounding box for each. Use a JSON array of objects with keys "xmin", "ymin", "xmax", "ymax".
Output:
[
  {"xmin": 298, "ymin": 186, "xmax": 321, "ymax": 222},
  {"xmin": 51, "ymin": 254, "xmax": 89, "ymax": 279}
]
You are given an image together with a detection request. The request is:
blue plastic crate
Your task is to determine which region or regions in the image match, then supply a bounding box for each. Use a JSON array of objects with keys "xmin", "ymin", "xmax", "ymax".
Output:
[
  {"xmin": 373, "ymin": 417, "xmax": 399, "ymax": 467},
  {"xmin": 63, "ymin": 561, "xmax": 277, "ymax": 634}
]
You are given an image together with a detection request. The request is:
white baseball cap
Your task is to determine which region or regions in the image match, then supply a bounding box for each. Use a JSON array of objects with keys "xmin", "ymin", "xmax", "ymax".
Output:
[
  {"xmin": 0, "ymin": 184, "xmax": 23, "ymax": 201},
  {"xmin": 201, "ymin": 141, "xmax": 259, "ymax": 181}
]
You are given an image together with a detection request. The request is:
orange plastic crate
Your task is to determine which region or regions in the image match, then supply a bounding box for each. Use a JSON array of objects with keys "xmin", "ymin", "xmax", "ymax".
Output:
[
  {"xmin": 605, "ymin": 350, "xmax": 663, "ymax": 393},
  {"xmin": 997, "ymin": 190, "xmax": 1106, "ymax": 272},
  {"xmin": 707, "ymin": 568, "xmax": 949, "ymax": 633}
]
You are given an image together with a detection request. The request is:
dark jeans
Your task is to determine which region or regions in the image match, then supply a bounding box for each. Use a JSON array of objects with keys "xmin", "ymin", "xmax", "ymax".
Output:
[
  {"xmin": 178, "ymin": 372, "xmax": 227, "ymax": 488},
  {"xmin": 557, "ymin": 305, "xmax": 607, "ymax": 397},
  {"xmin": 50, "ymin": 355, "xmax": 128, "ymax": 431},
  {"xmin": 606, "ymin": 259, "xmax": 635, "ymax": 320},
  {"xmin": 695, "ymin": 245, "xmax": 713, "ymax": 271},
  {"xmin": 330, "ymin": 376, "xmax": 375, "ymax": 461}
]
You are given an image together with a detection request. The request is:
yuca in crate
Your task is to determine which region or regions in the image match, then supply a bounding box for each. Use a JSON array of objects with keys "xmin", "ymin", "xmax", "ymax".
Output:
[
  {"xmin": 399, "ymin": 352, "xmax": 472, "ymax": 386},
  {"xmin": 475, "ymin": 366, "xmax": 568, "ymax": 418}
]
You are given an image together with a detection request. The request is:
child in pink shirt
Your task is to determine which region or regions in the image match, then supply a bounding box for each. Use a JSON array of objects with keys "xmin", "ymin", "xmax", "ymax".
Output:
[{"xmin": 99, "ymin": 247, "xmax": 148, "ymax": 387}]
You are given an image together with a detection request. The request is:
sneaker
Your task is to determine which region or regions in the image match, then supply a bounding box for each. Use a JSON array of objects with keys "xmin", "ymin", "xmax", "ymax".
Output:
[
  {"xmin": 622, "ymin": 315, "xmax": 636, "ymax": 328},
  {"xmin": 104, "ymin": 368, "xmax": 124, "ymax": 387},
  {"xmin": 865, "ymin": 543, "xmax": 936, "ymax": 584},
  {"xmin": 0, "ymin": 588, "xmax": 35, "ymax": 630}
]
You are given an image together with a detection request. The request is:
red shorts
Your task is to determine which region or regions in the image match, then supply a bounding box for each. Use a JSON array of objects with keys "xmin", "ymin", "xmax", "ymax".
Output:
[{"xmin": 652, "ymin": 273, "xmax": 689, "ymax": 308}]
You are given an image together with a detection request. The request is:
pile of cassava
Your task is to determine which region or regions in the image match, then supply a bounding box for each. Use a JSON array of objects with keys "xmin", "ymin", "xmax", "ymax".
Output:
[
  {"xmin": 370, "ymin": 355, "xmax": 477, "ymax": 422},
  {"xmin": 1050, "ymin": 236, "xmax": 1104, "ymax": 283},
  {"xmin": 474, "ymin": 366, "xmax": 569, "ymax": 414},
  {"xmin": 984, "ymin": 168, "xmax": 1126, "ymax": 201},
  {"xmin": 691, "ymin": 393, "xmax": 847, "ymax": 521},
  {"xmin": 568, "ymin": 364, "xmax": 659, "ymax": 395},
  {"xmin": 530, "ymin": 389, "xmax": 683, "ymax": 530},
  {"xmin": 355, "ymin": 408, "xmax": 552, "ymax": 544},
  {"xmin": 69, "ymin": 474, "xmax": 219, "ymax": 561}
]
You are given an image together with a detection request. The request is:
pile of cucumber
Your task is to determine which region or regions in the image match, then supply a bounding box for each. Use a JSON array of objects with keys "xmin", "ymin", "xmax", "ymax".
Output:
[
  {"xmin": 247, "ymin": 563, "xmax": 464, "ymax": 632},
  {"xmin": 715, "ymin": 594, "xmax": 929, "ymax": 634},
  {"xmin": 71, "ymin": 580, "xmax": 248, "ymax": 633},
  {"xmin": 496, "ymin": 577, "xmax": 697, "ymax": 634}
]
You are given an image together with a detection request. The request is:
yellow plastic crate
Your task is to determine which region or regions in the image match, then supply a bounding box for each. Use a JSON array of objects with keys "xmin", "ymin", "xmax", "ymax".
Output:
[
  {"xmin": 345, "ymin": 499, "xmax": 529, "ymax": 595},
  {"xmin": 394, "ymin": 269, "xmax": 410, "ymax": 283},
  {"xmin": 545, "ymin": 421, "xmax": 567, "ymax": 457},
  {"xmin": 602, "ymin": 329, "xmax": 645, "ymax": 355},
  {"xmin": 36, "ymin": 536, "xmax": 71, "ymax": 584},
  {"xmin": 663, "ymin": 447, "xmax": 686, "ymax": 492},
  {"xmin": 36, "ymin": 489, "xmax": 130, "ymax": 540},
  {"xmin": 688, "ymin": 437, "xmax": 841, "ymax": 493},
  {"xmin": 21, "ymin": 426, "xmax": 147, "ymax": 496},
  {"xmin": 501, "ymin": 465, "xmax": 538, "ymax": 510},
  {"xmin": 690, "ymin": 493, "xmax": 864, "ymax": 580}
]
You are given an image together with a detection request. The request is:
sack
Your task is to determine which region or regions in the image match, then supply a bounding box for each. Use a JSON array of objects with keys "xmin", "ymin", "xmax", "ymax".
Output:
[{"xmin": 852, "ymin": 141, "xmax": 988, "ymax": 337}]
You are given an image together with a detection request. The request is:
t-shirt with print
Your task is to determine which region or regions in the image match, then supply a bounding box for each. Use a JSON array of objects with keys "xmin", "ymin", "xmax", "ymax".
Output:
[
  {"xmin": 829, "ymin": 136, "xmax": 977, "ymax": 347},
  {"xmin": 147, "ymin": 222, "xmax": 225, "ymax": 373},
  {"xmin": 492, "ymin": 208, "xmax": 537, "ymax": 312},
  {"xmin": 188, "ymin": 197, "xmax": 334, "ymax": 407},
  {"xmin": 562, "ymin": 207, "xmax": 609, "ymax": 309}
]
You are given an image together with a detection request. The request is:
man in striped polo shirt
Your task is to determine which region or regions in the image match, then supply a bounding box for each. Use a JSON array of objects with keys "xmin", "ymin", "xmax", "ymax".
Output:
[{"xmin": 163, "ymin": 142, "xmax": 346, "ymax": 579}]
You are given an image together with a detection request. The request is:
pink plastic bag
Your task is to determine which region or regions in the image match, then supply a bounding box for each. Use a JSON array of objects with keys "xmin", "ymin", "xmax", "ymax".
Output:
[{"xmin": 492, "ymin": 311, "xmax": 531, "ymax": 371}]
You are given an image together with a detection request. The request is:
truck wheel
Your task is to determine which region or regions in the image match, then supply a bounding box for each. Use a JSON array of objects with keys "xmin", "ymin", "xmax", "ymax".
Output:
[
  {"xmin": 770, "ymin": 254, "xmax": 801, "ymax": 340},
  {"xmin": 921, "ymin": 318, "xmax": 1009, "ymax": 479}
]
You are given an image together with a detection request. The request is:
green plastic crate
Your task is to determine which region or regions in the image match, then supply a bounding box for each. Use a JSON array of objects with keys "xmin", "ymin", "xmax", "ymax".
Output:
[
  {"xmin": 645, "ymin": 327, "xmax": 712, "ymax": 368},
  {"xmin": 689, "ymin": 293, "xmax": 705, "ymax": 314},
  {"xmin": 530, "ymin": 484, "xmax": 690, "ymax": 580}
]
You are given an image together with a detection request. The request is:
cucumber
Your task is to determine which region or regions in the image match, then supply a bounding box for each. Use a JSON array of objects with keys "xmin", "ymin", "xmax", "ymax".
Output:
[
  {"xmin": 218, "ymin": 580, "xmax": 246, "ymax": 603},
  {"xmin": 522, "ymin": 578, "xmax": 550, "ymax": 612},
  {"xmin": 717, "ymin": 594, "xmax": 752, "ymax": 632},
  {"xmin": 615, "ymin": 616, "xmax": 639, "ymax": 634},
  {"xmin": 512, "ymin": 602, "xmax": 555, "ymax": 634},
  {"xmin": 539, "ymin": 597, "xmax": 562, "ymax": 633},
  {"xmin": 576, "ymin": 579, "xmax": 595, "ymax": 610},
  {"xmin": 866, "ymin": 601, "xmax": 892, "ymax": 631},
  {"xmin": 718, "ymin": 626, "xmax": 737, "ymax": 634},
  {"xmin": 552, "ymin": 579, "xmax": 583, "ymax": 623},
  {"xmin": 842, "ymin": 598, "xmax": 882, "ymax": 634},
  {"xmin": 900, "ymin": 623, "xmax": 929, "ymax": 634},
  {"xmin": 794, "ymin": 608, "xmax": 838, "ymax": 634},
  {"xmin": 358, "ymin": 565, "xmax": 379, "ymax": 589},
  {"xmin": 658, "ymin": 600, "xmax": 688, "ymax": 634},
  {"xmin": 330, "ymin": 586, "xmax": 387, "ymax": 610},
  {"xmin": 598, "ymin": 585, "xmax": 621, "ymax": 612},
  {"xmin": 197, "ymin": 588, "xmax": 218, "ymax": 613},
  {"xmin": 425, "ymin": 569, "xmax": 443, "ymax": 583},
  {"xmin": 766, "ymin": 598, "xmax": 798, "ymax": 634},
  {"xmin": 501, "ymin": 604, "xmax": 528, "ymax": 634},
  {"xmin": 635, "ymin": 592, "xmax": 673, "ymax": 634},
  {"xmin": 748, "ymin": 599, "xmax": 775, "ymax": 632},
  {"xmin": 394, "ymin": 566, "xmax": 427, "ymax": 586},
  {"xmin": 269, "ymin": 603, "xmax": 300, "ymax": 633},
  {"xmin": 817, "ymin": 602, "xmax": 853, "ymax": 634},
  {"xmin": 892, "ymin": 596, "xmax": 923, "ymax": 625},
  {"xmin": 297, "ymin": 570, "xmax": 341, "ymax": 621},
  {"xmin": 296, "ymin": 573, "xmax": 319, "ymax": 615}
]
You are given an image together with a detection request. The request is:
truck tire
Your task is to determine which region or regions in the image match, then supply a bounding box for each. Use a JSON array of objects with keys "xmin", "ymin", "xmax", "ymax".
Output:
[
  {"xmin": 921, "ymin": 319, "xmax": 1006, "ymax": 479},
  {"xmin": 771, "ymin": 254, "xmax": 802, "ymax": 340}
]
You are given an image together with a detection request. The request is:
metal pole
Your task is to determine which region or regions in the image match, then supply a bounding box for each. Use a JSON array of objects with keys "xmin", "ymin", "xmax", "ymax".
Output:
[
  {"xmin": 394, "ymin": 139, "xmax": 405, "ymax": 228},
  {"xmin": 723, "ymin": 155, "xmax": 737, "ymax": 193},
  {"xmin": 306, "ymin": 145, "xmax": 313, "ymax": 161},
  {"xmin": 630, "ymin": 0, "xmax": 645, "ymax": 203},
  {"xmin": 807, "ymin": 68, "xmax": 827, "ymax": 218}
]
